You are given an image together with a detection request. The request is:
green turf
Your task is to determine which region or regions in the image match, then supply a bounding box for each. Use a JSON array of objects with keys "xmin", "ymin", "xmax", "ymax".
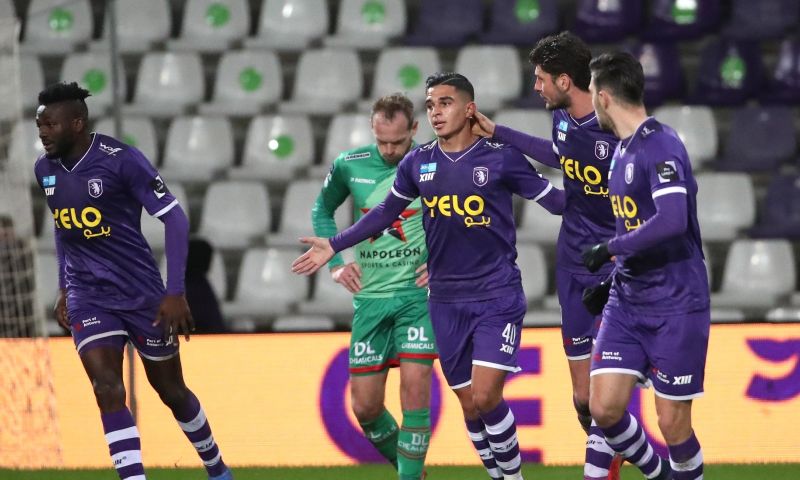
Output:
[{"xmin": 1, "ymin": 464, "xmax": 798, "ymax": 479}]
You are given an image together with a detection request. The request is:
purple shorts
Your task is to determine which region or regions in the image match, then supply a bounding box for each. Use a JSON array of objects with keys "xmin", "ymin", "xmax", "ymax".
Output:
[
  {"xmin": 556, "ymin": 268, "xmax": 607, "ymax": 360},
  {"xmin": 68, "ymin": 303, "xmax": 179, "ymax": 361},
  {"xmin": 428, "ymin": 290, "xmax": 527, "ymax": 389},
  {"xmin": 591, "ymin": 303, "xmax": 710, "ymax": 400}
]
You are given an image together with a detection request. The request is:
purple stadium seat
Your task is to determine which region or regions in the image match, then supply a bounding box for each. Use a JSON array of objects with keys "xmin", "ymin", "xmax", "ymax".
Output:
[
  {"xmin": 717, "ymin": 106, "xmax": 796, "ymax": 172},
  {"xmin": 405, "ymin": 0, "xmax": 483, "ymax": 47},
  {"xmin": 723, "ymin": 0, "xmax": 799, "ymax": 41},
  {"xmin": 689, "ymin": 38, "xmax": 763, "ymax": 106},
  {"xmin": 626, "ymin": 42, "xmax": 684, "ymax": 107},
  {"xmin": 572, "ymin": 0, "xmax": 642, "ymax": 43},
  {"xmin": 762, "ymin": 38, "xmax": 800, "ymax": 104},
  {"xmin": 750, "ymin": 175, "xmax": 800, "ymax": 239},
  {"xmin": 481, "ymin": 0, "xmax": 559, "ymax": 46},
  {"xmin": 642, "ymin": 0, "xmax": 721, "ymax": 41}
]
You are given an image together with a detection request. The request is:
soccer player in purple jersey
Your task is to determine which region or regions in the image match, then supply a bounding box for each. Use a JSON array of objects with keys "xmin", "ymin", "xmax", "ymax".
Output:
[
  {"xmin": 293, "ymin": 72, "xmax": 564, "ymax": 480},
  {"xmin": 33, "ymin": 83, "xmax": 232, "ymax": 480},
  {"xmin": 582, "ymin": 53, "xmax": 711, "ymax": 480},
  {"xmin": 470, "ymin": 32, "xmax": 623, "ymax": 480}
]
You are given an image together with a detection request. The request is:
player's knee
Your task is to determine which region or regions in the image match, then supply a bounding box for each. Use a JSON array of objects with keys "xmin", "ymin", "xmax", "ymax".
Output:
[
  {"xmin": 92, "ymin": 378, "xmax": 126, "ymax": 410},
  {"xmin": 656, "ymin": 409, "xmax": 691, "ymax": 444},
  {"xmin": 351, "ymin": 398, "xmax": 384, "ymax": 423},
  {"xmin": 156, "ymin": 386, "xmax": 190, "ymax": 411},
  {"xmin": 589, "ymin": 397, "xmax": 624, "ymax": 428},
  {"xmin": 471, "ymin": 389, "xmax": 501, "ymax": 413}
]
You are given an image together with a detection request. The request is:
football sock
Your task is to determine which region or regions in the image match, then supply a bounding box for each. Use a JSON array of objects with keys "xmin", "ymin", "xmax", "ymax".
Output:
[
  {"xmin": 479, "ymin": 401, "xmax": 522, "ymax": 478},
  {"xmin": 360, "ymin": 408, "xmax": 399, "ymax": 467},
  {"xmin": 464, "ymin": 417, "xmax": 503, "ymax": 480},
  {"xmin": 583, "ymin": 420, "xmax": 616, "ymax": 480},
  {"xmin": 101, "ymin": 408, "xmax": 145, "ymax": 480},
  {"xmin": 173, "ymin": 391, "xmax": 227, "ymax": 477},
  {"xmin": 397, "ymin": 408, "xmax": 431, "ymax": 480},
  {"xmin": 600, "ymin": 412, "xmax": 663, "ymax": 479},
  {"xmin": 669, "ymin": 431, "xmax": 703, "ymax": 480}
]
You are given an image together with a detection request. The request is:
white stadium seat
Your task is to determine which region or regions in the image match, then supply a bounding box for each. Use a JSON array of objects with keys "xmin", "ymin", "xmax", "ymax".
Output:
[
  {"xmin": 272, "ymin": 314, "xmax": 335, "ymax": 332},
  {"xmin": 325, "ymin": 0, "xmax": 406, "ymax": 49},
  {"xmin": 653, "ymin": 105, "xmax": 717, "ymax": 170},
  {"xmin": 695, "ymin": 172, "xmax": 755, "ymax": 241},
  {"xmin": 369, "ymin": 47, "xmax": 440, "ymax": 109},
  {"xmin": 125, "ymin": 52, "xmax": 205, "ymax": 118},
  {"xmin": 61, "ymin": 52, "xmax": 126, "ymax": 116},
  {"xmin": 298, "ymin": 272, "xmax": 355, "ymax": 319},
  {"xmin": 169, "ymin": 0, "xmax": 250, "ymax": 52},
  {"xmin": 199, "ymin": 181, "xmax": 271, "ymax": 249},
  {"xmin": 93, "ymin": 117, "xmax": 159, "ymax": 164},
  {"xmin": 279, "ymin": 49, "xmax": 363, "ymax": 115},
  {"xmin": 93, "ymin": 0, "xmax": 170, "ymax": 53},
  {"xmin": 245, "ymin": 0, "xmax": 329, "ymax": 51},
  {"xmin": 0, "ymin": 55, "xmax": 42, "ymax": 120},
  {"xmin": 455, "ymin": 46, "xmax": 522, "ymax": 112},
  {"xmin": 23, "ymin": 0, "xmax": 93, "ymax": 54},
  {"xmin": 200, "ymin": 50, "xmax": 283, "ymax": 117},
  {"xmin": 516, "ymin": 243, "xmax": 548, "ymax": 305},
  {"xmin": 159, "ymin": 116, "xmax": 234, "ymax": 183},
  {"xmin": 323, "ymin": 113, "xmax": 375, "ymax": 165}
]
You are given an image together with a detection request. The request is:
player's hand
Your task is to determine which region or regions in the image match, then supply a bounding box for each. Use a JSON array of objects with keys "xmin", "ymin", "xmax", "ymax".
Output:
[
  {"xmin": 54, "ymin": 289, "xmax": 69, "ymax": 330},
  {"xmin": 582, "ymin": 279, "xmax": 612, "ymax": 316},
  {"xmin": 292, "ymin": 237, "xmax": 335, "ymax": 275},
  {"xmin": 471, "ymin": 111, "xmax": 496, "ymax": 138},
  {"xmin": 331, "ymin": 263, "xmax": 362, "ymax": 293},
  {"xmin": 154, "ymin": 294, "xmax": 195, "ymax": 343},
  {"xmin": 582, "ymin": 242, "xmax": 612, "ymax": 273},
  {"xmin": 415, "ymin": 263, "xmax": 429, "ymax": 288}
]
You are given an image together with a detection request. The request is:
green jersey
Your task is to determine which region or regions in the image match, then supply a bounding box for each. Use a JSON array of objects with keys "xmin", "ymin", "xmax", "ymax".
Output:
[{"xmin": 312, "ymin": 144, "xmax": 427, "ymax": 298}]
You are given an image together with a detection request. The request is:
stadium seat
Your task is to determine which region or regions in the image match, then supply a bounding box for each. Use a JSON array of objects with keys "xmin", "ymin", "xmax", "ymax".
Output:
[
  {"xmin": 750, "ymin": 174, "xmax": 800, "ymax": 240},
  {"xmin": 141, "ymin": 182, "xmax": 188, "ymax": 251},
  {"xmin": 717, "ymin": 106, "xmax": 796, "ymax": 172},
  {"xmin": 765, "ymin": 307, "xmax": 800, "ymax": 323},
  {"xmin": 481, "ymin": 0, "xmax": 558, "ymax": 46},
  {"xmin": 125, "ymin": 52, "xmax": 205, "ymax": 118},
  {"xmin": 652, "ymin": 105, "xmax": 717, "ymax": 169},
  {"xmin": 711, "ymin": 239, "xmax": 795, "ymax": 311},
  {"xmin": 325, "ymin": 0, "xmax": 406, "ymax": 49},
  {"xmin": 199, "ymin": 181, "xmax": 271, "ymax": 249},
  {"xmin": 454, "ymin": 46, "xmax": 522, "ymax": 112},
  {"xmin": 494, "ymin": 109, "xmax": 553, "ymax": 142},
  {"xmin": 0, "ymin": 184, "xmax": 33, "ymax": 238},
  {"xmin": 0, "ymin": 55, "xmax": 43, "ymax": 120},
  {"xmin": 10, "ymin": 120, "xmax": 44, "ymax": 181},
  {"xmin": 695, "ymin": 172, "xmax": 755, "ymax": 242},
  {"xmin": 642, "ymin": 0, "xmax": 721, "ymax": 41},
  {"xmin": 723, "ymin": 0, "xmax": 799, "ymax": 41},
  {"xmin": 516, "ymin": 243, "xmax": 548, "ymax": 306},
  {"xmin": 269, "ymin": 179, "xmax": 352, "ymax": 247},
  {"xmin": 93, "ymin": 117, "xmax": 158, "ymax": 163},
  {"xmin": 169, "ymin": 0, "xmax": 249, "ymax": 52},
  {"xmin": 517, "ymin": 195, "xmax": 562, "ymax": 244},
  {"xmin": 298, "ymin": 272, "xmax": 355, "ymax": 319},
  {"xmin": 199, "ymin": 50, "xmax": 282, "ymax": 117},
  {"xmin": 627, "ymin": 42, "xmax": 684, "ymax": 106},
  {"xmin": 272, "ymin": 315, "xmax": 335, "ymax": 332},
  {"xmin": 34, "ymin": 251, "xmax": 59, "ymax": 322},
  {"xmin": 762, "ymin": 38, "xmax": 800, "ymax": 104},
  {"xmin": 689, "ymin": 38, "xmax": 764, "ymax": 106},
  {"xmin": 405, "ymin": 0, "xmax": 483, "ymax": 47},
  {"xmin": 522, "ymin": 310, "xmax": 562, "ymax": 327},
  {"xmin": 323, "ymin": 113, "xmax": 374, "ymax": 166},
  {"xmin": 368, "ymin": 47, "xmax": 440, "ymax": 109},
  {"xmin": 0, "ymin": 0, "xmax": 15, "ymax": 18},
  {"xmin": 279, "ymin": 49, "xmax": 362, "ymax": 115},
  {"xmin": 60, "ymin": 52, "xmax": 126, "ymax": 116},
  {"xmin": 22, "ymin": 0, "xmax": 93, "ymax": 55},
  {"xmin": 572, "ymin": 0, "xmax": 642, "ymax": 43},
  {"xmin": 158, "ymin": 246, "xmax": 227, "ymax": 300},
  {"xmin": 245, "ymin": 0, "xmax": 328, "ymax": 51},
  {"xmin": 222, "ymin": 247, "xmax": 309, "ymax": 327},
  {"xmin": 228, "ymin": 114, "xmax": 314, "ymax": 183},
  {"xmin": 93, "ymin": 0, "xmax": 171, "ymax": 53},
  {"xmin": 413, "ymin": 112, "xmax": 435, "ymax": 146},
  {"xmin": 159, "ymin": 116, "xmax": 234, "ymax": 183}
]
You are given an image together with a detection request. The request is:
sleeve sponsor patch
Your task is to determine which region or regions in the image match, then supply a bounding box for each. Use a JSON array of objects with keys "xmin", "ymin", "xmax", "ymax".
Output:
[
  {"xmin": 656, "ymin": 161, "xmax": 678, "ymax": 183},
  {"xmin": 150, "ymin": 175, "xmax": 169, "ymax": 199}
]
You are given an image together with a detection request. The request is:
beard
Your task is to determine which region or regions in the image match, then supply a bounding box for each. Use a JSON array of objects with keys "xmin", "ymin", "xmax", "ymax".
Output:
[{"xmin": 596, "ymin": 110, "xmax": 615, "ymax": 133}]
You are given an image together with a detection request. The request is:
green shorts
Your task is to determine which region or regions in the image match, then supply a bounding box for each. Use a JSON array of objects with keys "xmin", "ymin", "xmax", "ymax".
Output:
[{"xmin": 349, "ymin": 293, "xmax": 438, "ymax": 376}]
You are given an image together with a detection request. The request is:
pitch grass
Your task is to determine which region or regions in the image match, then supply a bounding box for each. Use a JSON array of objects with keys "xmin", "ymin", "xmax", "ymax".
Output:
[{"xmin": 1, "ymin": 464, "xmax": 798, "ymax": 479}]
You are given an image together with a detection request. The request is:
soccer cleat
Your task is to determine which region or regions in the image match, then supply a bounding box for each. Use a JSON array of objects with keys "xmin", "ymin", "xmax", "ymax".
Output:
[
  {"xmin": 607, "ymin": 454, "xmax": 623, "ymax": 480},
  {"xmin": 209, "ymin": 467, "xmax": 233, "ymax": 480}
]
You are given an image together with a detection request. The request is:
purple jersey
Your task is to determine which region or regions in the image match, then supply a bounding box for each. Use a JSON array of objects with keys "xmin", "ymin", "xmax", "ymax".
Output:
[
  {"xmin": 552, "ymin": 110, "xmax": 618, "ymax": 272},
  {"xmin": 393, "ymin": 138, "xmax": 554, "ymax": 302},
  {"xmin": 34, "ymin": 133, "xmax": 177, "ymax": 310},
  {"xmin": 606, "ymin": 118, "xmax": 709, "ymax": 315}
]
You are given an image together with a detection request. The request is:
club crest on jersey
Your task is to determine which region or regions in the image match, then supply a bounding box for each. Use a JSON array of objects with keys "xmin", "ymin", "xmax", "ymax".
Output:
[
  {"xmin": 88, "ymin": 179, "xmax": 103, "ymax": 198},
  {"xmin": 624, "ymin": 163, "xmax": 634, "ymax": 184},
  {"xmin": 473, "ymin": 167, "xmax": 489, "ymax": 187},
  {"xmin": 595, "ymin": 141, "xmax": 610, "ymax": 160}
]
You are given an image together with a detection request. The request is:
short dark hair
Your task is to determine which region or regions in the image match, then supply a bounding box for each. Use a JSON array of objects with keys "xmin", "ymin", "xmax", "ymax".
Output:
[
  {"xmin": 425, "ymin": 72, "xmax": 474, "ymax": 100},
  {"xmin": 371, "ymin": 93, "xmax": 414, "ymax": 129},
  {"xmin": 37, "ymin": 81, "xmax": 91, "ymax": 119},
  {"xmin": 529, "ymin": 31, "xmax": 592, "ymax": 91},
  {"xmin": 589, "ymin": 52, "xmax": 645, "ymax": 106}
]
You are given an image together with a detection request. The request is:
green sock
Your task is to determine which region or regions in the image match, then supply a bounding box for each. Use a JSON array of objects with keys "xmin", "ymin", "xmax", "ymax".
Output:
[
  {"xmin": 397, "ymin": 408, "xmax": 431, "ymax": 480},
  {"xmin": 360, "ymin": 409, "xmax": 399, "ymax": 467}
]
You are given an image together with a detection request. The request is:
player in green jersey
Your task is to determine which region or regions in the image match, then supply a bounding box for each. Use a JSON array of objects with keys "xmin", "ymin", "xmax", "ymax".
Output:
[{"xmin": 311, "ymin": 94, "xmax": 436, "ymax": 480}]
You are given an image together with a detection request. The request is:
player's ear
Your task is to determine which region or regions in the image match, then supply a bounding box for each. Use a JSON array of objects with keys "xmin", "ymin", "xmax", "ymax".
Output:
[
  {"xmin": 465, "ymin": 101, "xmax": 476, "ymax": 119},
  {"xmin": 410, "ymin": 119, "xmax": 418, "ymax": 135},
  {"xmin": 558, "ymin": 73, "xmax": 570, "ymax": 91}
]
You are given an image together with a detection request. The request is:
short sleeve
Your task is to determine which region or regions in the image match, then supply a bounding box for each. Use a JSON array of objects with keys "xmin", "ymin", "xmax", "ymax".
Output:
[
  {"xmin": 647, "ymin": 136, "xmax": 689, "ymax": 199},
  {"xmin": 502, "ymin": 147, "xmax": 553, "ymax": 201},
  {"xmin": 119, "ymin": 148, "xmax": 178, "ymax": 217},
  {"xmin": 391, "ymin": 151, "xmax": 419, "ymax": 201}
]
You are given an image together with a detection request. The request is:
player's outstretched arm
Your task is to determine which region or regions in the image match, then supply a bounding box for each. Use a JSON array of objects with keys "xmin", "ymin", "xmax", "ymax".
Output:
[
  {"xmin": 471, "ymin": 111, "xmax": 497, "ymax": 138},
  {"xmin": 292, "ymin": 237, "xmax": 336, "ymax": 275},
  {"xmin": 485, "ymin": 114, "xmax": 560, "ymax": 169},
  {"xmin": 536, "ymin": 185, "xmax": 565, "ymax": 215}
]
